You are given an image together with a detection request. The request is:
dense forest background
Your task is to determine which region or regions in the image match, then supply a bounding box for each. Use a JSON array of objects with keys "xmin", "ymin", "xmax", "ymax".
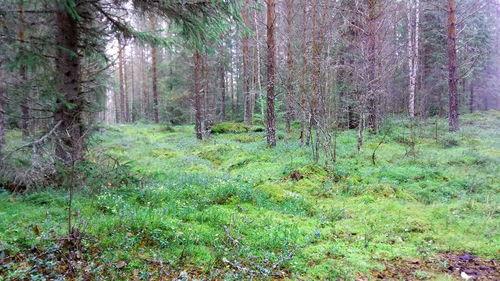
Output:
[
  {"xmin": 0, "ymin": 0, "xmax": 499, "ymax": 280},
  {"xmin": 1, "ymin": 0, "xmax": 499, "ymax": 155}
]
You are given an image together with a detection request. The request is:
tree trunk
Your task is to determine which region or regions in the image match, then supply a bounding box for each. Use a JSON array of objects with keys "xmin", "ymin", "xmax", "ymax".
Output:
[
  {"xmin": 0, "ymin": 65, "xmax": 5, "ymax": 150},
  {"xmin": 407, "ymin": 0, "xmax": 420, "ymax": 119},
  {"xmin": 130, "ymin": 46, "xmax": 135, "ymax": 122},
  {"xmin": 141, "ymin": 47, "xmax": 148, "ymax": 120},
  {"xmin": 54, "ymin": 1, "xmax": 84, "ymax": 164},
  {"xmin": 118, "ymin": 39, "xmax": 126, "ymax": 123},
  {"xmin": 366, "ymin": 0, "xmax": 378, "ymax": 132},
  {"xmin": 469, "ymin": 80, "xmax": 474, "ymax": 113},
  {"xmin": 447, "ymin": 0, "xmax": 459, "ymax": 131},
  {"xmin": 220, "ymin": 64, "xmax": 226, "ymax": 121},
  {"xmin": 194, "ymin": 51, "xmax": 203, "ymax": 140},
  {"xmin": 18, "ymin": 3, "xmax": 29, "ymax": 137},
  {"xmin": 151, "ymin": 45, "xmax": 159, "ymax": 124},
  {"xmin": 266, "ymin": 0, "xmax": 277, "ymax": 147},
  {"xmin": 285, "ymin": 0, "xmax": 295, "ymax": 131},
  {"xmin": 242, "ymin": 0, "xmax": 252, "ymax": 124},
  {"xmin": 254, "ymin": 10, "xmax": 265, "ymax": 119}
]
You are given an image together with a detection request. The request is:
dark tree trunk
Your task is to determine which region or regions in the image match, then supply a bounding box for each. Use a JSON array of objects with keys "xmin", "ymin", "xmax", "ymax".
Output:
[
  {"xmin": 366, "ymin": 0, "xmax": 378, "ymax": 133},
  {"xmin": 285, "ymin": 0, "xmax": 295, "ymax": 131},
  {"xmin": 266, "ymin": 0, "xmax": 277, "ymax": 147},
  {"xmin": 141, "ymin": 47, "xmax": 148, "ymax": 120},
  {"xmin": 114, "ymin": 90, "xmax": 119, "ymax": 123},
  {"xmin": 447, "ymin": 0, "xmax": 459, "ymax": 131},
  {"xmin": 220, "ymin": 64, "xmax": 226, "ymax": 121},
  {"xmin": 19, "ymin": 65, "xmax": 29, "ymax": 137},
  {"xmin": 118, "ymin": 39, "xmax": 126, "ymax": 123},
  {"xmin": 124, "ymin": 49, "xmax": 130, "ymax": 122},
  {"xmin": 242, "ymin": 0, "xmax": 252, "ymax": 124},
  {"xmin": 18, "ymin": 4, "xmax": 29, "ymax": 138},
  {"xmin": 194, "ymin": 51, "xmax": 203, "ymax": 140},
  {"xmin": 54, "ymin": 1, "xmax": 84, "ymax": 164},
  {"xmin": 151, "ymin": 45, "xmax": 159, "ymax": 123},
  {"xmin": 0, "ymin": 65, "xmax": 5, "ymax": 150},
  {"xmin": 469, "ymin": 80, "xmax": 474, "ymax": 113}
]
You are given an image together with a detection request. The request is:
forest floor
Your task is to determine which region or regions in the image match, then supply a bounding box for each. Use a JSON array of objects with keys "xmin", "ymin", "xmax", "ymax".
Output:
[{"xmin": 1, "ymin": 111, "xmax": 499, "ymax": 280}]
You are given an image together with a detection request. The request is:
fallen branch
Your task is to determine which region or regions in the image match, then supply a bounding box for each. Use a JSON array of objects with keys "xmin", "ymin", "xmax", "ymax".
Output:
[{"xmin": 1, "ymin": 121, "xmax": 62, "ymax": 161}]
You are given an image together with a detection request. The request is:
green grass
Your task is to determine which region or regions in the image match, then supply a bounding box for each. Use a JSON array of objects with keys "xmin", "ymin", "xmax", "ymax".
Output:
[{"xmin": 1, "ymin": 111, "xmax": 499, "ymax": 280}]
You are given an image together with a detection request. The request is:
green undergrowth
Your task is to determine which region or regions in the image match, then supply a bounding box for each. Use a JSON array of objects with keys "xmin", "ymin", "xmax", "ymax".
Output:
[{"xmin": 1, "ymin": 112, "xmax": 499, "ymax": 280}]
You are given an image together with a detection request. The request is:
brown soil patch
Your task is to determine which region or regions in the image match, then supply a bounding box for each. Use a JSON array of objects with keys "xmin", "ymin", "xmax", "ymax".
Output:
[
  {"xmin": 372, "ymin": 252, "xmax": 499, "ymax": 281},
  {"xmin": 442, "ymin": 252, "xmax": 499, "ymax": 281}
]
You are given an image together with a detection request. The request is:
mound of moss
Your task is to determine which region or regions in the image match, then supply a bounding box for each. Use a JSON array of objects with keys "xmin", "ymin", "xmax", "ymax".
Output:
[{"xmin": 211, "ymin": 122, "xmax": 263, "ymax": 134}]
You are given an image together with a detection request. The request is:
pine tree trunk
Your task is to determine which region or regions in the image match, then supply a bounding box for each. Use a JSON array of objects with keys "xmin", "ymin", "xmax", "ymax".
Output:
[
  {"xmin": 366, "ymin": 0, "xmax": 378, "ymax": 132},
  {"xmin": 18, "ymin": 4, "xmax": 29, "ymax": 137},
  {"xmin": 124, "ymin": 49, "xmax": 130, "ymax": 122},
  {"xmin": 54, "ymin": 1, "xmax": 84, "ymax": 164},
  {"xmin": 0, "ymin": 65, "xmax": 5, "ymax": 150},
  {"xmin": 141, "ymin": 47, "xmax": 148, "ymax": 120},
  {"xmin": 151, "ymin": 45, "xmax": 159, "ymax": 123},
  {"xmin": 469, "ymin": 80, "xmax": 474, "ymax": 113},
  {"xmin": 194, "ymin": 51, "xmax": 203, "ymax": 140},
  {"xmin": 447, "ymin": 0, "xmax": 459, "ymax": 131},
  {"xmin": 220, "ymin": 64, "xmax": 226, "ymax": 121},
  {"xmin": 130, "ymin": 46, "xmax": 135, "ymax": 122},
  {"xmin": 407, "ymin": 0, "xmax": 420, "ymax": 119},
  {"xmin": 118, "ymin": 39, "xmax": 126, "ymax": 123},
  {"xmin": 254, "ymin": 10, "xmax": 265, "ymax": 119},
  {"xmin": 266, "ymin": 0, "xmax": 277, "ymax": 147},
  {"xmin": 242, "ymin": 0, "xmax": 252, "ymax": 124},
  {"xmin": 285, "ymin": 0, "xmax": 295, "ymax": 131},
  {"xmin": 114, "ymin": 89, "xmax": 119, "ymax": 123}
]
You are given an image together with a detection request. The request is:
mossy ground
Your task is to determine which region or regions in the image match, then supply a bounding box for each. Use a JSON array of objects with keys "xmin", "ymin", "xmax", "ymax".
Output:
[{"xmin": 1, "ymin": 112, "xmax": 499, "ymax": 280}]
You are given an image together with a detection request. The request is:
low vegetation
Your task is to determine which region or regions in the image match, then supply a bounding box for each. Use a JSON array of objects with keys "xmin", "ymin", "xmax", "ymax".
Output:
[{"xmin": 0, "ymin": 112, "xmax": 499, "ymax": 280}]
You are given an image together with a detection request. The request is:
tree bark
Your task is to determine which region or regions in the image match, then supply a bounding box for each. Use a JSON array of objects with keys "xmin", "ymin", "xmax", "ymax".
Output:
[
  {"xmin": 194, "ymin": 51, "xmax": 203, "ymax": 140},
  {"xmin": 469, "ymin": 80, "xmax": 474, "ymax": 113},
  {"xmin": 242, "ymin": 0, "xmax": 252, "ymax": 124},
  {"xmin": 285, "ymin": 0, "xmax": 295, "ymax": 131},
  {"xmin": 219, "ymin": 64, "xmax": 226, "ymax": 121},
  {"xmin": 18, "ymin": 3, "xmax": 30, "ymax": 137},
  {"xmin": 151, "ymin": 45, "xmax": 159, "ymax": 123},
  {"xmin": 54, "ymin": 1, "xmax": 84, "ymax": 164},
  {"xmin": 266, "ymin": 0, "xmax": 277, "ymax": 147},
  {"xmin": 407, "ymin": 0, "xmax": 420, "ymax": 119},
  {"xmin": 447, "ymin": 0, "xmax": 459, "ymax": 131},
  {"xmin": 254, "ymin": 10, "xmax": 265, "ymax": 119},
  {"xmin": 366, "ymin": 0, "xmax": 378, "ymax": 132},
  {"xmin": 118, "ymin": 39, "xmax": 126, "ymax": 123},
  {"xmin": 0, "ymin": 64, "xmax": 5, "ymax": 150},
  {"xmin": 141, "ymin": 47, "xmax": 148, "ymax": 120}
]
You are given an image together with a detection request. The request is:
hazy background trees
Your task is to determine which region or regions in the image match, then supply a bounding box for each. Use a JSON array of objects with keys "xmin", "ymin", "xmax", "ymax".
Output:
[{"xmin": 1, "ymin": 0, "xmax": 499, "ymax": 161}]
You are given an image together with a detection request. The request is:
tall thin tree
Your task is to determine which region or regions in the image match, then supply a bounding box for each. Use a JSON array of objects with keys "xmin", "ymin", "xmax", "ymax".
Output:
[
  {"xmin": 194, "ymin": 51, "xmax": 203, "ymax": 140},
  {"xmin": 242, "ymin": 0, "xmax": 252, "ymax": 124},
  {"xmin": 266, "ymin": 0, "xmax": 277, "ymax": 147},
  {"xmin": 447, "ymin": 0, "xmax": 459, "ymax": 131}
]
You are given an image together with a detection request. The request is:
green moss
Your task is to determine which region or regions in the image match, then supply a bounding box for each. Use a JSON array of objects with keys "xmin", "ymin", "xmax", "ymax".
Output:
[
  {"xmin": 1, "ymin": 111, "xmax": 499, "ymax": 280},
  {"xmin": 255, "ymin": 183, "xmax": 287, "ymax": 202},
  {"xmin": 210, "ymin": 122, "xmax": 263, "ymax": 134}
]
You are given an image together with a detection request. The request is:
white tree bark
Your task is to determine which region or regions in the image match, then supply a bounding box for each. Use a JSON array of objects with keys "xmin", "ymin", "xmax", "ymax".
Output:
[{"xmin": 407, "ymin": 0, "xmax": 420, "ymax": 119}]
